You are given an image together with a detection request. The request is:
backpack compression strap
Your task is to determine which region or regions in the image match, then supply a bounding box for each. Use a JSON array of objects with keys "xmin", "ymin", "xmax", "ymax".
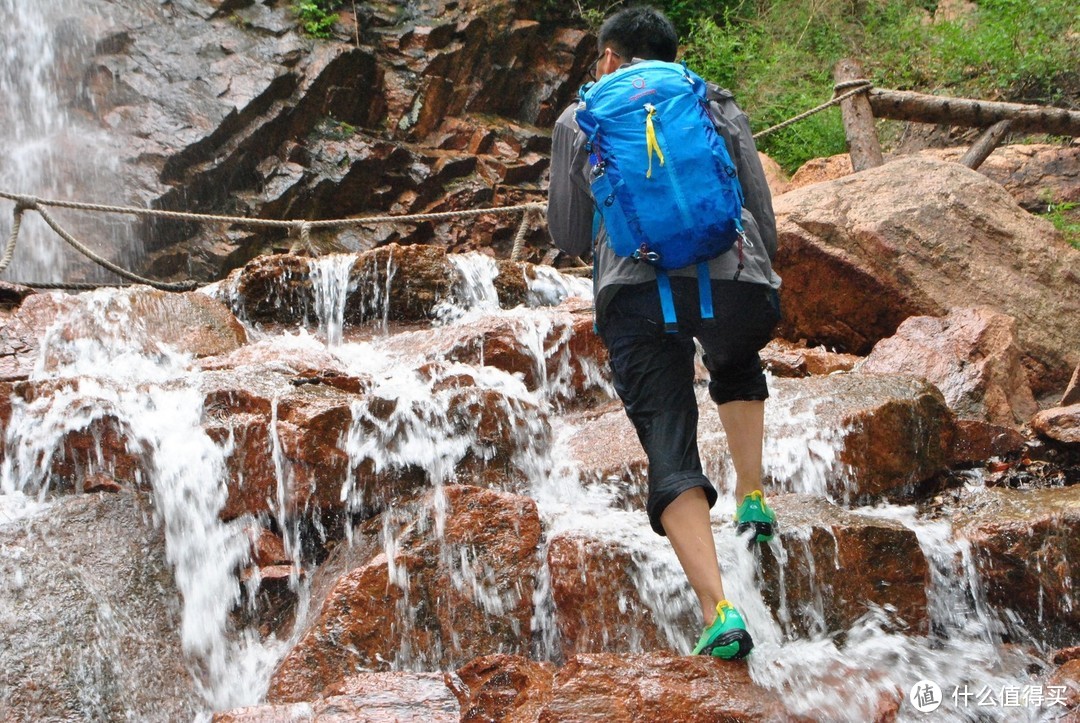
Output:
[{"xmin": 656, "ymin": 263, "xmax": 716, "ymax": 334}]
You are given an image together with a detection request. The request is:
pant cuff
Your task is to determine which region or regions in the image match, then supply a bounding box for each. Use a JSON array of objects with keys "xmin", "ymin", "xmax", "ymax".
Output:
[{"xmin": 646, "ymin": 470, "xmax": 719, "ymax": 537}]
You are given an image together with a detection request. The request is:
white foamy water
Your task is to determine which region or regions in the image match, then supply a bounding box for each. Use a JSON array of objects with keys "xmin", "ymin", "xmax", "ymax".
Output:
[
  {"xmin": 1, "ymin": 258, "xmax": 1063, "ymax": 721},
  {"xmin": 0, "ymin": 290, "xmax": 286, "ymax": 711}
]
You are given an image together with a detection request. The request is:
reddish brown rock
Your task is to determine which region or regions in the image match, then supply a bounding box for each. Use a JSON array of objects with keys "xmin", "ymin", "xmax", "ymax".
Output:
[
  {"xmin": 1030, "ymin": 404, "xmax": 1080, "ymax": 445},
  {"xmin": 860, "ymin": 308, "xmax": 1037, "ymax": 427},
  {"xmin": 546, "ymin": 533, "xmax": 681, "ymax": 658},
  {"xmin": 267, "ymin": 485, "xmax": 542, "ymax": 702},
  {"xmin": 759, "ymin": 151, "xmax": 791, "ymax": 197},
  {"xmin": 1046, "ymin": 659, "xmax": 1080, "ymax": 712},
  {"xmin": 457, "ymin": 654, "xmax": 556, "ymax": 723},
  {"xmin": 214, "ymin": 672, "xmax": 461, "ymax": 722},
  {"xmin": 83, "ymin": 473, "xmax": 123, "ymax": 493},
  {"xmin": 759, "ymin": 494, "xmax": 930, "ymax": 638},
  {"xmin": 0, "ymin": 292, "xmax": 77, "ymax": 380},
  {"xmin": 570, "ymin": 374, "xmax": 953, "ymax": 507},
  {"xmin": 1063, "ymin": 363, "xmax": 1080, "ymax": 407},
  {"xmin": 761, "ymin": 338, "xmax": 862, "ymax": 378},
  {"xmin": 247, "ymin": 526, "xmax": 290, "ymax": 567},
  {"xmin": 788, "ymin": 154, "xmax": 853, "ymax": 190},
  {"xmin": 538, "ymin": 652, "xmax": 791, "ymax": 722},
  {"xmin": 773, "ymin": 156, "xmax": 1080, "ymax": 395},
  {"xmin": 921, "ymin": 144, "xmax": 1080, "ymax": 211},
  {"xmin": 948, "ymin": 419, "xmax": 1027, "ymax": 466},
  {"xmin": 35, "ymin": 289, "xmax": 247, "ymax": 372},
  {"xmin": 956, "ymin": 485, "xmax": 1080, "ymax": 648}
]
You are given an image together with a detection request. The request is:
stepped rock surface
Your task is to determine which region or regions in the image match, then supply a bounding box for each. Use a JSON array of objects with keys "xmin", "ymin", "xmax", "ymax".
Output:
[{"xmin": 2, "ymin": 0, "xmax": 1080, "ymax": 720}]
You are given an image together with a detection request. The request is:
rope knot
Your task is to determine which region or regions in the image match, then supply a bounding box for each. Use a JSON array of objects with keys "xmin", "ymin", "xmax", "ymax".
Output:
[{"xmin": 13, "ymin": 195, "xmax": 39, "ymax": 211}]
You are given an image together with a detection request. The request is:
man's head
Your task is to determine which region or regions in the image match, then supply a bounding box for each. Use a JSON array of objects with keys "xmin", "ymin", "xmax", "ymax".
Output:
[{"xmin": 598, "ymin": 6, "xmax": 678, "ymax": 64}]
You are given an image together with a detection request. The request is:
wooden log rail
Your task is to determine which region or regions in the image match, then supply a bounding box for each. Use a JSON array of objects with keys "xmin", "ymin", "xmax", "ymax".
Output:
[
  {"xmin": 833, "ymin": 58, "xmax": 1080, "ymax": 172},
  {"xmin": 866, "ymin": 89, "xmax": 1080, "ymax": 137}
]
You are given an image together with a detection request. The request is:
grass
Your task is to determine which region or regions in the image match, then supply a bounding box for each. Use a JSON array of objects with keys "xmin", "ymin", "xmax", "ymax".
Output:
[
  {"xmin": 551, "ymin": 0, "xmax": 1079, "ymax": 174},
  {"xmin": 1042, "ymin": 201, "xmax": 1080, "ymax": 250}
]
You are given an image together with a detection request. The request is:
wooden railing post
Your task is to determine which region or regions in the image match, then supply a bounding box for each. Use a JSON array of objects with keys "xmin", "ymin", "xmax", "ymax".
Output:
[
  {"xmin": 833, "ymin": 58, "xmax": 883, "ymax": 171},
  {"xmin": 960, "ymin": 119, "xmax": 1013, "ymax": 170}
]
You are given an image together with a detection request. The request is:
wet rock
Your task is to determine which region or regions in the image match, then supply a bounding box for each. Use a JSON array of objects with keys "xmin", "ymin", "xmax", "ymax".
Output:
[
  {"xmin": 759, "ymin": 494, "xmax": 930, "ymax": 638},
  {"xmin": 7, "ymin": 378, "xmax": 152, "ymax": 492},
  {"xmin": 538, "ymin": 652, "xmax": 791, "ymax": 721},
  {"xmin": 773, "ymin": 156, "xmax": 1080, "ymax": 395},
  {"xmin": 1030, "ymin": 404, "xmax": 1080, "ymax": 445},
  {"xmin": 0, "ymin": 493, "xmax": 200, "ymax": 721},
  {"xmin": 761, "ymin": 338, "xmax": 862, "ymax": 378},
  {"xmin": 35, "ymin": 287, "xmax": 247, "ymax": 371},
  {"xmin": 214, "ymin": 672, "xmax": 462, "ymax": 722},
  {"xmin": 860, "ymin": 308, "xmax": 1038, "ymax": 427},
  {"xmin": 230, "ymin": 246, "xmax": 540, "ymax": 328},
  {"xmin": 570, "ymin": 374, "xmax": 954, "ymax": 508},
  {"xmin": 384, "ymin": 297, "xmax": 608, "ymax": 405},
  {"xmin": 0, "ymin": 292, "xmax": 77, "ymax": 381},
  {"xmin": 948, "ymin": 419, "xmax": 1027, "ymax": 467},
  {"xmin": 456, "ymin": 654, "xmax": 555, "ymax": 723},
  {"xmin": 546, "ymin": 533, "xmax": 681, "ymax": 658},
  {"xmin": 1046, "ymin": 659, "xmax": 1080, "ymax": 712},
  {"xmin": 267, "ymin": 485, "xmax": 542, "ymax": 701},
  {"xmin": 955, "ymin": 485, "xmax": 1080, "ymax": 649}
]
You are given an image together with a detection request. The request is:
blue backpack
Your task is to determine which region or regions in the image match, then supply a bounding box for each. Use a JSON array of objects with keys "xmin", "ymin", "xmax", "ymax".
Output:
[{"xmin": 576, "ymin": 60, "xmax": 747, "ymax": 332}]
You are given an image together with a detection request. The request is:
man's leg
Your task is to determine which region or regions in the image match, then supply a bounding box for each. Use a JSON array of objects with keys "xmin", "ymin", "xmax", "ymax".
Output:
[
  {"xmin": 661, "ymin": 486, "xmax": 725, "ymax": 623},
  {"xmin": 716, "ymin": 399, "xmax": 765, "ymax": 501}
]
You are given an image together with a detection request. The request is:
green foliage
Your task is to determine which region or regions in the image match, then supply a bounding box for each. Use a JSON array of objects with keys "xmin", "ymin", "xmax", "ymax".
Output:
[
  {"xmin": 679, "ymin": 0, "xmax": 1079, "ymax": 174},
  {"xmin": 292, "ymin": 0, "xmax": 343, "ymax": 38},
  {"xmin": 1041, "ymin": 201, "xmax": 1080, "ymax": 250}
]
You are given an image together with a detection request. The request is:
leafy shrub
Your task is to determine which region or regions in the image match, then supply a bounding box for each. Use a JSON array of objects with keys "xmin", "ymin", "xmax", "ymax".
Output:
[{"xmin": 293, "ymin": 0, "xmax": 343, "ymax": 38}]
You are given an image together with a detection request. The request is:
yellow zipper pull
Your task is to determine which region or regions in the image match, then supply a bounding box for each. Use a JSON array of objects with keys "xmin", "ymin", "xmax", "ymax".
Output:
[{"xmin": 644, "ymin": 104, "xmax": 665, "ymax": 179}]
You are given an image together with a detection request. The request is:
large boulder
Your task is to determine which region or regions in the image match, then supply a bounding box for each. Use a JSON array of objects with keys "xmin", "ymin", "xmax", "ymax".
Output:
[
  {"xmin": 0, "ymin": 493, "xmax": 201, "ymax": 721},
  {"xmin": 859, "ymin": 307, "xmax": 1038, "ymax": 427},
  {"xmin": 267, "ymin": 485, "xmax": 542, "ymax": 702},
  {"xmin": 772, "ymin": 155, "xmax": 1080, "ymax": 396}
]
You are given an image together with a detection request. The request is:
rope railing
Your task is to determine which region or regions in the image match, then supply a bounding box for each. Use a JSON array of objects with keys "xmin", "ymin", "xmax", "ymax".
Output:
[
  {"xmin": 0, "ymin": 190, "xmax": 545, "ymax": 291},
  {"xmin": 0, "ymin": 79, "xmax": 872, "ymax": 291},
  {"xmin": 753, "ymin": 79, "xmax": 873, "ymax": 140}
]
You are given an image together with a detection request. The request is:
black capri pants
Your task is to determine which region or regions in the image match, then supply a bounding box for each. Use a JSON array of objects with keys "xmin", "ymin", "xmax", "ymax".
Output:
[{"xmin": 598, "ymin": 277, "xmax": 780, "ymax": 536}]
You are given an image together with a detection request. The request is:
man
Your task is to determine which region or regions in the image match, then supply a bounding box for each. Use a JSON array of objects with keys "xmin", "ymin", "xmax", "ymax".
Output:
[{"xmin": 547, "ymin": 6, "xmax": 781, "ymax": 660}]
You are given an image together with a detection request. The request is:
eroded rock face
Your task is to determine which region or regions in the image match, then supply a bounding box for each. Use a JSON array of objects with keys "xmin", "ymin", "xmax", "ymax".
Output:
[
  {"xmin": 773, "ymin": 156, "xmax": 1080, "ymax": 395},
  {"xmin": 70, "ymin": 0, "xmax": 585, "ymax": 278},
  {"xmin": 540, "ymin": 652, "xmax": 790, "ymax": 722},
  {"xmin": 759, "ymin": 494, "xmax": 930, "ymax": 638},
  {"xmin": 213, "ymin": 672, "xmax": 462, "ymax": 722},
  {"xmin": 267, "ymin": 485, "xmax": 542, "ymax": 702},
  {"xmin": 956, "ymin": 485, "xmax": 1080, "ymax": 649},
  {"xmin": 456, "ymin": 654, "xmax": 556, "ymax": 723},
  {"xmin": 546, "ymin": 533, "xmax": 682, "ymax": 658},
  {"xmin": 0, "ymin": 493, "xmax": 200, "ymax": 721},
  {"xmin": 860, "ymin": 307, "xmax": 1038, "ymax": 427}
]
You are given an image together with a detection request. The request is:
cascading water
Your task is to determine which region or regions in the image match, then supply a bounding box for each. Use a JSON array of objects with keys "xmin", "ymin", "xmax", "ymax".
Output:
[
  {"xmin": 0, "ymin": 0, "xmax": 138, "ymax": 284},
  {"xmin": 1, "ymin": 246, "xmax": 1069, "ymax": 720}
]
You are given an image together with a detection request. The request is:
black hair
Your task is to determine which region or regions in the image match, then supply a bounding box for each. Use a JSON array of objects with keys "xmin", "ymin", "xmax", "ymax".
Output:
[{"xmin": 597, "ymin": 6, "xmax": 679, "ymax": 63}]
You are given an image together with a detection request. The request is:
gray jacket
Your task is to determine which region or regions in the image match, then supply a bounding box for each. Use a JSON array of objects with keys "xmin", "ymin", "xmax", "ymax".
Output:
[{"xmin": 548, "ymin": 76, "xmax": 782, "ymax": 324}]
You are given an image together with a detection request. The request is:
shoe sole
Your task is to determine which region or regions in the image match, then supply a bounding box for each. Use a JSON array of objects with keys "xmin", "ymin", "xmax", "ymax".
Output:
[
  {"xmin": 737, "ymin": 520, "xmax": 775, "ymax": 546},
  {"xmin": 701, "ymin": 629, "xmax": 754, "ymax": 660}
]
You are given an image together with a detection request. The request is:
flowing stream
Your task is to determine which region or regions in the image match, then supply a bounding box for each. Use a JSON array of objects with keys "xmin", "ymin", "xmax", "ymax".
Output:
[{"xmin": 0, "ymin": 2, "xmax": 1069, "ymax": 720}]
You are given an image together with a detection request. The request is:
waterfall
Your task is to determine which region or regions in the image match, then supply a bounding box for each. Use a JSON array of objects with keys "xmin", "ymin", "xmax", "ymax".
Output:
[{"xmin": 0, "ymin": 0, "xmax": 137, "ymax": 284}]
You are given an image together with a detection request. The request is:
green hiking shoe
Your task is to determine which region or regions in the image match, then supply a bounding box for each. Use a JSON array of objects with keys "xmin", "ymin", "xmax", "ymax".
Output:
[
  {"xmin": 735, "ymin": 490, "xmax": 776, "ymax": 545},
  {"xmin": 692, "ymin": 600, "xmax": 754, "ymax": 659}
]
